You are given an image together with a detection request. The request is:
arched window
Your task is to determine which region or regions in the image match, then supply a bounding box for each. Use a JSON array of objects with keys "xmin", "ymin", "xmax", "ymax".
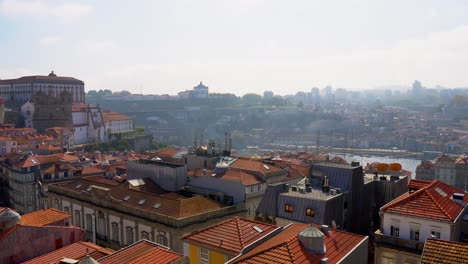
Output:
[
  {"xmin": 141, "ymin": 231, "xmax": 150, "ymax": 241},
  {"xmin": 63, "ymin": 206, "xmax": 70, "ymax": 213},
  {"xmin": 126, "ymin": 227, "xmax": 134, "ymax": 245},
  {"xmin": 111, "ymin": 222, "xmax": 119, "ymax": 242},
  {"xmin": 74, "ymin": 210, "xmax": 81, "ymax": 227}
]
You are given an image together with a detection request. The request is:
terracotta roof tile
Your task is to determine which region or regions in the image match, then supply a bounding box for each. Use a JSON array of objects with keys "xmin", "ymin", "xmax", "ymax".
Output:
[
  {"xmin": 102, "ymin": 112, "xmax": 132, "ymax": 122},
  {"xmin": 81, "ymin": 166, "xmax": 106, "ymax": 175},
  {"xmin": 22, "ymin": 241, "xmax": 113, "ymax": 264},
  {"xmin": 183, "ymin": 217, "xmax": 279, "ymax": 255},
  {"xmin": 421, "ymin": 238, "xmax": 468, "ymax": 264},
  {"xmin": 217, "ymin": 170, "xmax": 263, "ymax": 186},
  {"xmin": 230, "ymin": 159, "xmax": 283, "ymax": 177},
  {"xmin": 407, "ymin": 179, "xmax": 432, "ymax": 190},
  {"xmin": 21, "ymin": 208, "xmax": 71, "ymax": 226},
  {"xmin": 99, "ymin": 240, "xmax": 184, "ymax": 264},
  {"xmin": 234, "ymin": 223, "xmax": 367, "ymax": 264},
  {"xmin": 382, "ymin": 180, "xmax": 468, "ymax": 222}
]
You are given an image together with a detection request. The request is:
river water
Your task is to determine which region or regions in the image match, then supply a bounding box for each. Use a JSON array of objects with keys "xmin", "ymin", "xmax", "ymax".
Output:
[{"xmin": 334, "ymin": 153, "xmax": 427, "ymax": 178}]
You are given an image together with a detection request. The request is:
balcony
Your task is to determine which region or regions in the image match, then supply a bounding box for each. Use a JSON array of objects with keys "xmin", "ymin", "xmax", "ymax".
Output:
[{"xmin": 374, "ymin": 229, "xmax": 425, "ymax": 253}]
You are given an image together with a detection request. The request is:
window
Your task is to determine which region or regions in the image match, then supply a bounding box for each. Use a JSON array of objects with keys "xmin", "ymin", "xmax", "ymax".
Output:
[
  {"xmin": 86, "ymin": 214, "xmax": 92, "ymax": 231},
  {"xmin": 410, "ymin": 225, "xmax": 420, "ymax": 241},
  {"xmin": 74, "ymin": 210, "xmax": 81, "ymax": 227},
  {"xmin": 200, "ymin": 248, "xmax": 210, "ymax": 264},
  {"xmin": 141, "ymin": 231, "xmax": 150, "ymax": 240},
  {"xmin": 305, "ymin": 208, "xmax": 314, "ymax": 217},
  {"xmin": 63, "ymin": 206, "xmax": 70, "ymax": 213},
  {"xmin": 431, "ymin": 227, "xmax": 441, "ymax": 239},
  {"xmin": 390, "ymin": 225, "xmax": 399, "ymax": 237},
  {"xmin": 285, "ymin": 204, "xmax": 293, "ymax": 213},
  {"xmin": 157, "ymin": 233, "xmax": 168, "ymax": 246},
  {"xmin": 126, "ymin": 227, "xmax": 134, "ymax": 245},
  {"xmin": 64, "ymin": 171, "xmax": 69, "ymax": 177},
  {"xmin": 111, "ymin": 222, "xmax": 119, "ymax": 242}
]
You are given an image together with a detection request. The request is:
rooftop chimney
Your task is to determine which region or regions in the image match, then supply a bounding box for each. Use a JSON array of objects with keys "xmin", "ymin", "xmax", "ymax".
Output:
[
  {"xmin": 321, "ymin": 225, "xmax": 329, "ymax": 235},
  {"xmin": 453, "ymin": 193, "xmax": 465, "ymax": 206}
]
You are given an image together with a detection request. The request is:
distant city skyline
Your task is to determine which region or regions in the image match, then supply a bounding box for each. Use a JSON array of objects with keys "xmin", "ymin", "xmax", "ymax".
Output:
[{"xmin": 1, "ymin": 0, "xmax": 468, "ymax": 95}]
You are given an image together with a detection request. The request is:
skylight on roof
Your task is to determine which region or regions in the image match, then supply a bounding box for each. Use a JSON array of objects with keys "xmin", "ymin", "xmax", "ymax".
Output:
[
  {"xmin": 435, "ymin": 187, "xmax": 447, "ymax": 197},
  {"xmin": 86, "ymin": 187, "xmax": 92, "ymax": 192},
  {"xmin": 75, "ymin": 184, "xmax": 82, "ymax": 189},
  {"xmin": 123, "ymin": 195, "xmax": 131, "ymax": 201},
  {"xmin": 138, "ymin": 199, "xmax": 146, "ymax": 205},
  {"xmin": 31, "ymin": 159, "xmax": 37, "ymax": 164},
  {"xmin": 253, "ymin": 225, "xmax": 263, "ymax": 233},
  {"xmin": 263, "ymin": 164, "xmax": 270, "ymax": 170},
  {"xmin": 153, "ymin": 203, "xmax": 161, "ymax": 209}
]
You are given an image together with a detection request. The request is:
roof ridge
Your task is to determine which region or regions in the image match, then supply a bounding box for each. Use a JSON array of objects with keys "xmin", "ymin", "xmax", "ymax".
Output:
[
  {"xmin": 383, "ymin": 180, "xmax": 441, "ymax": 211},
  {"xmin": 425, "ymin": 185, "xmax": 453, "ymax": 220},
  {"xmin": 235, "ymin": 217, "xmax": 245, "ymax": 248},
  {"xmin": 285, "ymin": 237, "xmax": 296, "ymax": 263},
  {"xmin": 181, "ymin": 214, "xmax": 236, "ymax": 240}
]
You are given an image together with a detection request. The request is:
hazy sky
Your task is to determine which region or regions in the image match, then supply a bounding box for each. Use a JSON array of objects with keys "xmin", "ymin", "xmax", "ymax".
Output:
[{"xmin": 1, "ymin": 0, "xmax": 468, "ymax": 95}]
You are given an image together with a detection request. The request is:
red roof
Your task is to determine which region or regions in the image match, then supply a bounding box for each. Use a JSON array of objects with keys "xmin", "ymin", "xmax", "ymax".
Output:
[
  {"xmin": 99, "ymin": 240, "xmax": 184, "ymax": 264},
  {"xmin": 22, "ymin": 241, "xmax": 113, "ymax": 264},
  {"xmin": 82, "ymin": 166, "xmax": 106, "ymax": 175},
  {"xmin": 219, "ymin": 170, "xmax": 263, "ymax": 186},
  {"xmin": 102, "ymin": 112, "xmax": 132, "ymax": 122},
  {"xmin": 21, "ymin": 208, "xmax": 70, "ymax": 226},
  {"xmin": 421, "ymin": 238, "xmax": 468, "ymax": 264},
  {"xmin": 183, "ymin": 217, "xmax": 279, "ymax": 255},
  {"xmin": 230, "ymin": 159, "xmax": 283, "ymax": 177},
  {"xmin": 234, "ymin": 223, "xmax": 367, "ymax": 264},
  {"xmin": 407, "ymin": 179, "xmax": 432, "ymax": 190},
  {"xmin": 382, "ymin": 180, "xmax": 468, "ymax": 222}
]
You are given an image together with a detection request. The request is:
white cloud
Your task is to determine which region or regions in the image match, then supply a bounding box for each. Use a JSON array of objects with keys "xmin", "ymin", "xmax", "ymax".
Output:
[
  {"xmin": 39, "ymin": 36, "xmax": 62, "ymax": 46},
  {"xmin": 0, "ymin": 0, "xmax": 92, "ymax": 23}
]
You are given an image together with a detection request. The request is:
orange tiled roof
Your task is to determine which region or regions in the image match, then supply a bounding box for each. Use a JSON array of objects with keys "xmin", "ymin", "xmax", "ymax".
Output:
[
  {"xmin": 217, "ymin": 170, "xmax": 263, "ymax": 186},
  {"xmin": 21, "ymin": 208, "xmax": 71, "ymax": 226},
  {"xmin": 230, "ymin": 159, "xmax": 283, "ymax": 177},
  {"xmin": 234, "ymin": 223, "xmax": 367, "ymax": 264},
  {"xmin": 102, "ymin": 112, "xmax": 132, "ymax": 122},
  {"xmin": 22, "ymin": 241, "xmax": 113, "ymax": 264},
  {"xmin": 154, "ymin": 148, "xmax": 179, "ymax": 157},
  {"xmin": 183, "ymin": 217, "xmax": 279, "ymax": 255},
  {"xmin": 82, "ymin": 166, "xmax": 106, "ymax": 175},
  {"xmin": 99, "ymin": 240, "xmax": 184, "ymax": 264},
  {"xmin": 382, "ymin": 180, "xmax": 468, "ymax": 222},
  {"xmin": 420, "ymin": 238, "xmax": 468, "ymax": 264},
  {"xmin": 407, "ymin": 179, "xmax": 432, "ymax": 190}
]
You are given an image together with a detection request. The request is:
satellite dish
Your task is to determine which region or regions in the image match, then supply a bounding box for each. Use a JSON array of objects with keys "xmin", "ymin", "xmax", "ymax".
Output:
[
  {"xmin": 376, "ymin": 163, "xmax": 389, "ymax": 173},
  {"xmin": 389, "ymin": 163, "xmax": 402, "ymax": 171}
]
